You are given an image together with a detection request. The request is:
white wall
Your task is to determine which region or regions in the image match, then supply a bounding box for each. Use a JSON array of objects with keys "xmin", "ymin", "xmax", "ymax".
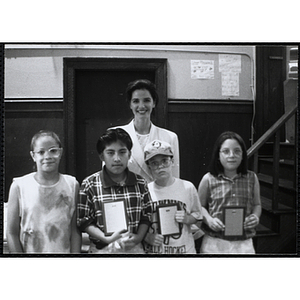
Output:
[{"xmin": 5, "ymin": 44, "xmax": 255, "ymax": 100}]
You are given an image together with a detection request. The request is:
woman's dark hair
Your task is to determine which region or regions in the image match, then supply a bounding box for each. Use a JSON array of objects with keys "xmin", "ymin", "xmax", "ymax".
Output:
[
  {"xmin": 208, "ymin": 131, "xmax": 248, "ymax": 176},
  {"xmin": 96, "ymin": 128, "xmax": 133, "ymax": 154},
  {"xmin": 125, "ymin": 79, "xmax": 158, "ymax": 106},
  {"xmin": 31, "ymin": 130, "xmax": 62, "ymax": 151}
]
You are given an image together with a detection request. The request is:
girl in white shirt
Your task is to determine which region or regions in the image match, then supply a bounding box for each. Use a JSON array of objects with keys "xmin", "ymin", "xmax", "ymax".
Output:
[{"xmin": 7, "ymin": 130, "xmax": 81, "ymax": 253}]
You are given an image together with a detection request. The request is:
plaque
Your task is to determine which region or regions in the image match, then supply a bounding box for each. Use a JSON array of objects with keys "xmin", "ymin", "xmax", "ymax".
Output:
[
  {"xmin": 103, "ymin": 200, "xmax": 128, "ymax": 236},
  {"xmin": 223, "ymin": 206, "xmax": 245, "ymax": 238},
  {"xmin": 157, "ymin": 203, "xmax": 180, "ymax": 236}
]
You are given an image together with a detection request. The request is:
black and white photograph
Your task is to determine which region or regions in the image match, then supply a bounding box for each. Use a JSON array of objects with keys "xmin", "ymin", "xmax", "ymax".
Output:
[
  {"xmin": 0, "ymin": 4, "xmax": 299, "ymax": 299},
  {"xmin": 2, "ymin": 43, "xmax": 298, "ymax": 257}
]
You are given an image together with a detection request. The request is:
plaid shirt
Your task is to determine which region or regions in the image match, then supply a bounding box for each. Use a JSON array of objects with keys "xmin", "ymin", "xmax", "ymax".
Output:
[
  {"xmin": 77, "ymin": 167, "xmax": 153, "ymax": 246},
  {"xmin": 202, "ymin": 171, "xmax": 257, "ymax": 240}
]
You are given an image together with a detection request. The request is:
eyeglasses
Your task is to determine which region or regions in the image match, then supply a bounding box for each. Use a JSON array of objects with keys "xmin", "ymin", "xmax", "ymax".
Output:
[
  {"xmin": 32, "ymin": 147, "xmax": 62, "ymax": 157},
  {"xmin": 220, "ymin": 148, "xmax": 243, "ymax": 157},
  {"xmin": 148, "ymin": 157, "xmax": 172, "ymax": 169}
]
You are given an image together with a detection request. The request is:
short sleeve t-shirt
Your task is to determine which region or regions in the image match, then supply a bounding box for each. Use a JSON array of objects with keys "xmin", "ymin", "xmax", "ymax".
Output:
[{"xmin": 144, "ymin": 178, "xmax": 202, "ymax": 254}]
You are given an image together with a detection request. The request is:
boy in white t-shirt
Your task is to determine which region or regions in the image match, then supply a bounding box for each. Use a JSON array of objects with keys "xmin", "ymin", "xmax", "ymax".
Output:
[{"xmin": 143, "ymin": 140, "xmax": 203, "ymax": 254}]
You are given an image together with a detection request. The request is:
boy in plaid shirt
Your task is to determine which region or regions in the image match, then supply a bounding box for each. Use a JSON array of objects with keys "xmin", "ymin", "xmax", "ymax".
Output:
[{"xmin": 77, "ymin": 128, "xmax": 153, "ymax": 254}]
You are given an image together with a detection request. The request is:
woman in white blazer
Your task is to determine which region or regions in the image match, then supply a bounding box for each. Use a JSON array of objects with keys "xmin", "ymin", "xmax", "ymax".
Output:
[{"xmin": 112, "ymin": 79, "xmax": 180, "ymax": 183}]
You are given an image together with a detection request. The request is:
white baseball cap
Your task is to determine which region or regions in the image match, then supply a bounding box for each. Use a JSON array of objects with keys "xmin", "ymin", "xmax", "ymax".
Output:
[{"xmin": 144, "ymin": 140, "xmax": 173, "ymax": 162}]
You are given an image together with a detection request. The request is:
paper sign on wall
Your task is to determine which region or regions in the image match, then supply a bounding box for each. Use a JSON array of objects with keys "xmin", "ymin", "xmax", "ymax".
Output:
[
  {"xmin": 219, "ymin": 54, "xmax": 241, "ymax": 96},
  {"xmin": 191, "ymin": 60, "xmax": 214, "ymax": 79},
  {"xmin": 219, "ymin": 54, "xmax": 241, "ymax": 73},
  {"xmin": 222, "ymin": 73, "xmax": 239, "ymax": 96}
]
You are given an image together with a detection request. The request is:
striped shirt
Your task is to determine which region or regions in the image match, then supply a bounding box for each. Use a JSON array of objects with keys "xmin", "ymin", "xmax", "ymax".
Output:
[
  {"xmin": 201, "ymin": 171, "xmax": 258, "ymax": 240},
  {"xmin": 77, "ymin": 167, "xmax": 152, "ymax": 247}
]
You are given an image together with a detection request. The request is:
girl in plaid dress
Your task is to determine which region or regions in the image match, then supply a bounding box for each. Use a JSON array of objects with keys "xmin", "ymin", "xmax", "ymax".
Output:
[{"xmin": 198, "ymin": 131, "xmax": 261, "ymax": 254}]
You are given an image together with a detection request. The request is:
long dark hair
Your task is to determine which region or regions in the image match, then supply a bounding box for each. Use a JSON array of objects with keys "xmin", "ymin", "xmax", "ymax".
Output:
[{"xmin": 208, "ymin": 131, "xmax": 248, "ymax": 176}]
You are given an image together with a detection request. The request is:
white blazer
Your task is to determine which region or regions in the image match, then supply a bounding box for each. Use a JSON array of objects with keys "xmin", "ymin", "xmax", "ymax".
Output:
[{"xmin": 112, "ymin": 120, "xmax": 180, "ymax": 183}]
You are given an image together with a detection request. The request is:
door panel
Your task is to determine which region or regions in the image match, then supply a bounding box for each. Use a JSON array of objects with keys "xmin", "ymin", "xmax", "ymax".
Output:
[
  {"xmin": 75, "ymin": 70, "xmax": 154, "ymax": 183},
  {"xmin": 64, "ymin": 58, "xmax": 167, "ymax": 181},
  {"xmin": 255, "ymin": 46, "xmax": 286, "ymax": 141}
]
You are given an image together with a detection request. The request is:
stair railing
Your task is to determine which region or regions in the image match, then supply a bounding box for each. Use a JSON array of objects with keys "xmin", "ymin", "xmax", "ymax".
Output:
[{"xmin": 247, "ymin": 105, "xmax": 297, "ymax": 211}]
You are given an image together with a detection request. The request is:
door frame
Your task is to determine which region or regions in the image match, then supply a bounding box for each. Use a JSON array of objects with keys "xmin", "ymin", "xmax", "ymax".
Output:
[{"xmin": 63, "ymin": 57, "xmax": 168, "ymax": 176}]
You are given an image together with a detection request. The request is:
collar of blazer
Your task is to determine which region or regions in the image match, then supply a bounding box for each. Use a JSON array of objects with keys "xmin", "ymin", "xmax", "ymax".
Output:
[{"xmin": 125, "ymin": 119, "xmax": 156, "ymax": 179}]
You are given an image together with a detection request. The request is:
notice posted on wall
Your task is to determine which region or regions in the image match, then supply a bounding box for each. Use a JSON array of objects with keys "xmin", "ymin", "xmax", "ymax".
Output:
[
  {"xmin": 191, "ymin": 60, "xmax": 214, "ymax": 79},
  {"xmin": 219, "ymin": 54, "xmax": 241, "ymax": 96},
  {"xmin": 219, "ymin": 54, "xmax": 241, "ymax": 73},
  {"xmin": 221, "ymin": 72, "xmax": 239, "ymax": 96}
]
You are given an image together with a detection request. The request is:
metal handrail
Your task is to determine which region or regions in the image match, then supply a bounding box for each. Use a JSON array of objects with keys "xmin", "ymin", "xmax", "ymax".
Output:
[
  {"xmin": 247, "ymin": 105, "xmax": 297, "ymax": 211},
  {"xmin": 247, "ymin": 105, "xmax": 297, "ymax": 157}
]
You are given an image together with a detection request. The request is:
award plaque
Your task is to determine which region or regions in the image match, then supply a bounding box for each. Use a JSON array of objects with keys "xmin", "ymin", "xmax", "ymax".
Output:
[
  {"xmin": 157, "ymin": 204, "xmax": 180, "ymax": 236},
  {"xmin": 223, "ymin": 206, "xmax": 245, "ymax": 238},
  {"xmin": 103, "ymin": 200, "xmax": 128, "ymax": 236}
]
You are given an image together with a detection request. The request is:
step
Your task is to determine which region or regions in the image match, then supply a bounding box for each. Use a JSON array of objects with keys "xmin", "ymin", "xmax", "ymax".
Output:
[
  {"xmin": 255, "ymin": 223, "xmax": 278, "ymax": 238},
  {"xmin": 258, "ymin": 196, "xmax": 296, "ymax": 235},
  {"xmin": 260, "ymin": 196, "xmax": 295, "ymax": 214},
  {"xmin": 258, "ymin": 173, "xmax": 295, "ymax": 191},
  {"xmin": 258, "ymin": 173, "xmax": 296, "ymax": 209},
  {"xmin": 259, "ymin": 206, "xmax": 281, "ymax": 233},
  {"xmin": 253, "ymin": 205, "xmax": 297, "ymax": 253},
  {"xmin": 258, "ymin": 158, "xmax": 295, "ymax": 181},
  {"xmin": 259, "ymin": 142, "xmax": 296, "ymax": 160}
]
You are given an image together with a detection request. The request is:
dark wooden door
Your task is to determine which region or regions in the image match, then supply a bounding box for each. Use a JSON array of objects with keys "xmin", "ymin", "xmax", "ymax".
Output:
[
  {"xmin": 75, "ymin": 70, "xmax": 154, "ymax": 183},
  {"xmin": 64, "ymin": 58, "xmax": 167, "ymax": 184},
  {"xmin": 255, "ymin": 46, "xmax": 287, "ymax": 141}
]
